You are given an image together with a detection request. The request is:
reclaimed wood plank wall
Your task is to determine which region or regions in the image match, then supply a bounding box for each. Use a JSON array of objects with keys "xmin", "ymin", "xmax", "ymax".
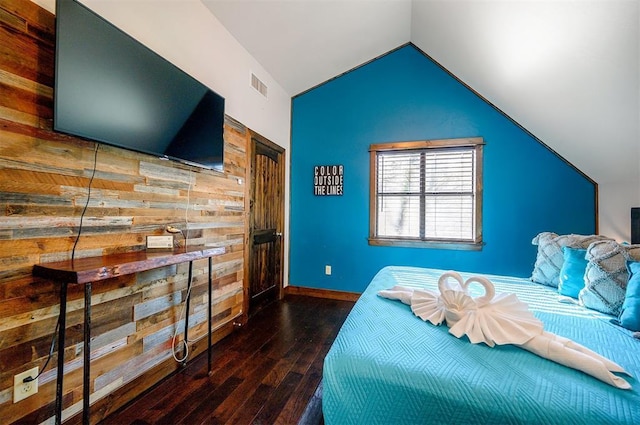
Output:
[{"xmin": 0, "ymin": 1, "xmax": 249, "ymax": 423}]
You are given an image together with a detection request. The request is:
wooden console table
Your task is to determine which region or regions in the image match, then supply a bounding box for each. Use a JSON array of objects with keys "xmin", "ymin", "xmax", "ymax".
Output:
[{"xmin": 33, "ymin": 246, "xmax": 225, "ymax": 425}]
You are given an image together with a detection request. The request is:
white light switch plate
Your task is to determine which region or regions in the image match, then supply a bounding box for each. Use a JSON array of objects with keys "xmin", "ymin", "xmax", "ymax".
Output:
[{"xmin": 146, "ymin": 235, "xmax": 173, "ymax": 249}]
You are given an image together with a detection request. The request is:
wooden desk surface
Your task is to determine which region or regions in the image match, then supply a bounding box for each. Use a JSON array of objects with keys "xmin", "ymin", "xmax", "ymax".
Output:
[{"xmin": 33, "ymin": 246, "xmax": 225, "ymax": 284}]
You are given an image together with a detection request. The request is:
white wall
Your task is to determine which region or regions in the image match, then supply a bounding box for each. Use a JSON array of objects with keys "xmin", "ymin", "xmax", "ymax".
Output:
[
  {"xmin": 411, "ymin": 0, "xmax": 640, "ymax": 241},
  {"xmin": 37, "ymin": 0, "xmax": 293, "ymax": 283},
  {"xmin": 599, "ymin": 0, "xmax": 640, "ymax": 241},
  {"xmin": 600, "ymin": 182, "xmax": 639, "ymax": 242}
]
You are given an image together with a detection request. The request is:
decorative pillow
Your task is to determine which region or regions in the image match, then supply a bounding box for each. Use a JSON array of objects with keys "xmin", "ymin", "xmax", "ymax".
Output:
[
  {"xmin": 530, "ymin": 232, "xmax": 611, "ymax": 287},
  {"xmin": 619, "ymin": 261, "xmax": 640, "ymax": 331},
  {"xmin": 627, "ymin": 244, "xmax": 640, "ymax": 261},
  {"xmin": 558, "ymin": 247, "xmax": 588, "ymax": 298},
  {"xmin": 579, "ymin": 240, "xmax": 640, "ymax": 316}
]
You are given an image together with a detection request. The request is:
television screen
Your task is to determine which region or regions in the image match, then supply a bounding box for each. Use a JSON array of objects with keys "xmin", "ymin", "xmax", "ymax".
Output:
[{"xmin": 54, "ymin": 0, "xmax": 225, "ymax": 171}]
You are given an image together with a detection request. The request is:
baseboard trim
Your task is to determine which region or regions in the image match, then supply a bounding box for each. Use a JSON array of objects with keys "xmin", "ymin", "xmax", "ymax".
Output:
[{"xmin": 284, "ymin": 285, "xmax": 360, "ymax": 302}]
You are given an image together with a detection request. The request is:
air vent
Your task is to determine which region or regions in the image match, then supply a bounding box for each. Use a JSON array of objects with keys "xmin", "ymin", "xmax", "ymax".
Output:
[{"xmin": 251, "ymin": 73, "xmax": 268, "ymax": 98}]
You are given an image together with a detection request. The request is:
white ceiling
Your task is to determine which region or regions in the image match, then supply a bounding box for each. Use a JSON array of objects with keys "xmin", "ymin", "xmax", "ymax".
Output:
[
  {"xmin": 203, "ymin": 0, "xmax": 639, "ymax": 187},
  {"xmin": 202, "ymin": 0, "xmax": 413, "ymax": 96}
]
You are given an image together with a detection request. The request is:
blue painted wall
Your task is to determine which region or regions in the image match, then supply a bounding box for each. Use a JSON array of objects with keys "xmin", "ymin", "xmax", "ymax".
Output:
[{"xmin": 290, "ymin": 44, "xmax": 596, "ymax": 293}]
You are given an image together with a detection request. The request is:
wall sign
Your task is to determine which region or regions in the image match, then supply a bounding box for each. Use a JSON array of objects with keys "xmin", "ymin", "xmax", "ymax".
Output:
[{"xmin": 314, "ymin": 164, "xmax": 343, "ymax": 196}]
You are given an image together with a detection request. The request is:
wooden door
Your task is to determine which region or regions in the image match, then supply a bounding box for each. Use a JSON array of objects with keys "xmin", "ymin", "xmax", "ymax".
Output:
[{"xmin": 247, "ymin": 131, "xmax": 285, "ymax": 316}]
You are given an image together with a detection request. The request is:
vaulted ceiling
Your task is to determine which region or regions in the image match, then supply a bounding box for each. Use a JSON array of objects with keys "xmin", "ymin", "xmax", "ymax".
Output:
[{"xmin": 203, "ymin": 0, "xmax": 639, "ymax": 187}]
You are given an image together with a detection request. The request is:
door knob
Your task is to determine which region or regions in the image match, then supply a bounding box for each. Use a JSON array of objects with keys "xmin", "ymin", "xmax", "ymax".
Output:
[{"xmin": 276, "ymin": 232, "xmax": 283, "ymax": 237}]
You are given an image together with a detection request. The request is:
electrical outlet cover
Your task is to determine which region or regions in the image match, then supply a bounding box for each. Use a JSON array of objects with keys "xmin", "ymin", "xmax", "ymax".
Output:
[
  {"xmin": 146, "ymin": 235, "xmax": 173, "ymax": 249},
  {"xmin": 14, "ymin": 367, "xmax": 38, "ymax": 403}
]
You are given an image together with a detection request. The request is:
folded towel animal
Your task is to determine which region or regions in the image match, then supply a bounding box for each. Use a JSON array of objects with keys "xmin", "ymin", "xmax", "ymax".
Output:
[{"xmin": 378, "ymin": 271, "xmax": 632, "ymax": 389}]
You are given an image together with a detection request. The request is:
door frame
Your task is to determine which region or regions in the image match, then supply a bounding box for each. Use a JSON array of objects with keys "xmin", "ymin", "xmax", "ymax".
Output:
[{"xmin": 242, "ymin": 129, "xmax": 286, "ymax": 321}]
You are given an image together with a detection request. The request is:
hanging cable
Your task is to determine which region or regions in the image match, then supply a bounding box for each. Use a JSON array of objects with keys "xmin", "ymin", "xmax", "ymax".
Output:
[
  {"xmin": 171, "ymin": 271, "xmax": 194, "ymax": 362},
  {"xmin": 29, "ymin": 143, "xmax": 99, "ymax": 382},
  {"xmin": 170, "ymin": 169, "xmax": 196, "ymax": 362},
  {"xmin": 71, "ymin": 143, "xmax": 99, "ymax": 262},
  {"xmin": 165, "ymin": 169, "xmax": 193, "ymax": 249},
  {"xmin": 184, "ymin": 169, "xmax": 192, "ymax": 246},
  {"xmin": 23, "ymin": 316, "xmax": 60, "ymax": 383}
]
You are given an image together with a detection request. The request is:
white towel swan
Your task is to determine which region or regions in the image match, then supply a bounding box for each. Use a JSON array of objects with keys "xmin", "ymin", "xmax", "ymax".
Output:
[{"xmin": 378, "ymin": 271, "xmax": 632, "ymax": 389}]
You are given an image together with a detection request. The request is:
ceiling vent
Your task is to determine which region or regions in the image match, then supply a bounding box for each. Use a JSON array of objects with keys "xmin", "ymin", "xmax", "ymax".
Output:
[{"xmin": 251, "ymin": 73, "xmax": 268, "ymax": 98}]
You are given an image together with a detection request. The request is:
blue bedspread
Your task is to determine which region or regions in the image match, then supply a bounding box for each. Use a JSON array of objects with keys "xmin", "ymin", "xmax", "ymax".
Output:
[{"xmin": 323, "ymin": 266, "xmax": 640, "ymax": 424}]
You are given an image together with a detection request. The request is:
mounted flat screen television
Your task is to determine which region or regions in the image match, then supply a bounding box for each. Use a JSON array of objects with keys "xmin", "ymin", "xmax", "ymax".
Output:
[{"xmin": 54, "ymin": 0, "xmax": 225, "ymax": 172}]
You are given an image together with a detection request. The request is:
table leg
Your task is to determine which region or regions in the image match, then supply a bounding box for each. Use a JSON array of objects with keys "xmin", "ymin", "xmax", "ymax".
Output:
[
  {"xmin": 182, "ymin": 261, "xmax": 193, "ymax": 366},
  {"xmin": 208, "ymin": 256, "xmax": 212, "ymax": 375},
  {"xmin": 55, "ymin": 281, "xmax": 68, "ymax": 425},
  {"xmin": 83, "ymin": 282, "xmax": 91, "ymax": 425}
]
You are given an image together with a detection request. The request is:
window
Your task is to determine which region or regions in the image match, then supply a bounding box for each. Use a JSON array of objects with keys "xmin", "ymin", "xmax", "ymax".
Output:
[{"xmin": 369, "ymin": 138, "xmax": 483, "ymax": 249}]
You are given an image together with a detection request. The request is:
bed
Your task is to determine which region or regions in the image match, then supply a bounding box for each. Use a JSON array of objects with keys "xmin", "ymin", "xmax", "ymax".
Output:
[{"xmin": 322, "ymin": 266, "xmax": 640, "ymax": 424}]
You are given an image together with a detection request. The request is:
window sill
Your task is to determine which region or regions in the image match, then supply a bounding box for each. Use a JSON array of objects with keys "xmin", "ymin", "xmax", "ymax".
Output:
[{"xmin": 368, "ymin": 237, "xmax": 484, "ymax": 251}]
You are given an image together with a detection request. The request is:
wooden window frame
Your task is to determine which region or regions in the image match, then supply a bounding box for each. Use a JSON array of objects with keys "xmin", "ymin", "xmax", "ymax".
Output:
[{"xmin": 368, "ymin": 137, "xmax": 484, "ymax": 250}]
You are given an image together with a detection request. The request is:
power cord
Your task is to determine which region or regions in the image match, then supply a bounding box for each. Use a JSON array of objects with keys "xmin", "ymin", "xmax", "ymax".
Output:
[
  {"xmin": 184, "ymin": 170, "xmax": 192, "ymax": 243},
  {"xmin": 165, "ymin": 169, "xmax": 192, "ymax": 249},
  {"xmin": 23, "ymin": 316, "xmax": 60, "ymax": 383},
  {"xmin": 170, "ymin": 169, "xmax": 195, "ymax": 363},
  {"xmin": 71, "ymin": 143, "xmax": 99, "ymax": 262},
  {"xmin": 30, "ymin": 143, "xmax": 100, "ymax": 381},
  {"xmin": 171, "ymin": 273, "xmax": 194, "ymax": 362}
]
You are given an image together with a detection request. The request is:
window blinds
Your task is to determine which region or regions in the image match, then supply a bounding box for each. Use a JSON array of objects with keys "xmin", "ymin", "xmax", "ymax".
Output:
[{"xmin": 376, "ymin": 147, "xmax": 475, "ymax": 241}]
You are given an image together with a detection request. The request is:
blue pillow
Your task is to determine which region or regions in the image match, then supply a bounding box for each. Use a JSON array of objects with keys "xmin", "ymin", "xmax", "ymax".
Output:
[
  {"xmin": 619, "ymin": 261, "xmax": 640, "ymax": 331},
  {"xmin": 558, "ymin": 247, "xmax": 588, "ymax": 298}
]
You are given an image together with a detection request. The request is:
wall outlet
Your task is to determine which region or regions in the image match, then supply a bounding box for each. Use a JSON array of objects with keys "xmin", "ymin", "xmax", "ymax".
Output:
[
  {"xmin": 14, "ymin": 367, "xmax": 38, "ymax": 403},
  {"xmin": 146, "ymin": 235, "xmax": 173, "ymax": 249},
  {"xmin": 325, "ymin": 265, "xmax": 332, "ymax": 275}
]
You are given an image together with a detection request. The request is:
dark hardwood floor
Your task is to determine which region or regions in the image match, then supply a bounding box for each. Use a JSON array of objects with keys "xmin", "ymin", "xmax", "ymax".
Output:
[{"xmin": 99, "ymin": 294, "xmax": 354, "ymax": 425}]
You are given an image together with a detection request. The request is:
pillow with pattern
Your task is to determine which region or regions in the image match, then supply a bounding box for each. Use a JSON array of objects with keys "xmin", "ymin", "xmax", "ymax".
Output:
[
  {"xmin": 530, "ymin": 232, "xmax": 612, "ymax": 288},
  {"xmin": 579, "ymin": 240, "xmax": 640, "ymax": 316}
]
